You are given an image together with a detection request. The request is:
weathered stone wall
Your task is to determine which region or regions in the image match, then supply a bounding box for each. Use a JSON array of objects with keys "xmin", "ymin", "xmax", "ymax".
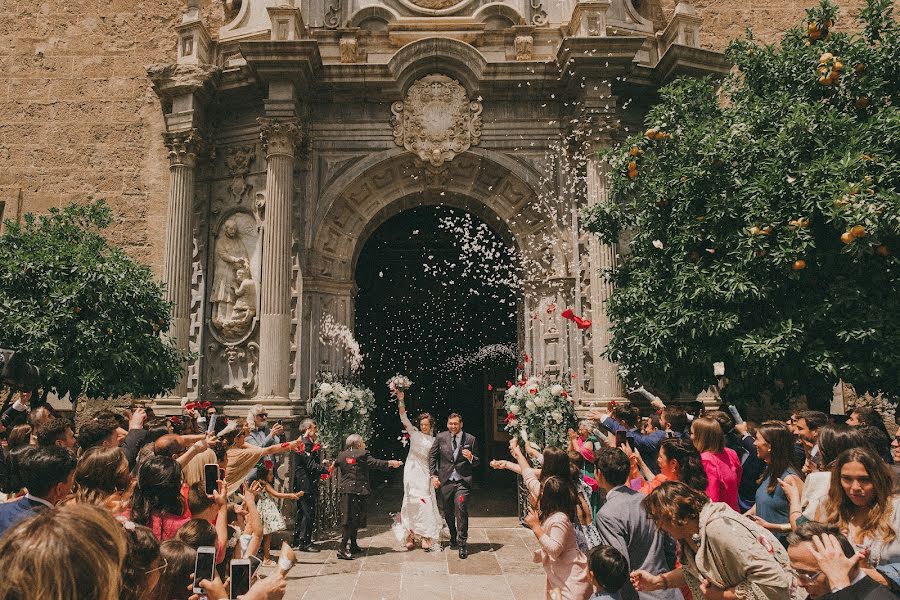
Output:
[{"xmin": 0, "ymin": 0, "xmax": 866, "ymax": 278}]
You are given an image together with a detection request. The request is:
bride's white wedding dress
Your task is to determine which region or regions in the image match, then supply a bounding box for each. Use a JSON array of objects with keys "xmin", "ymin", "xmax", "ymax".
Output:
[{"xmin": 394, "ymin": 409, "xmax": 447, "ymax": 543}]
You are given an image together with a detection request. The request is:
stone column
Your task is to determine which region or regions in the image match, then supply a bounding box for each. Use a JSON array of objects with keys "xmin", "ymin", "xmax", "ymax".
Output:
[
  {"xmin": 257, "ymin": 119, "xmax": 301, "ymax": 400},
  {"xmin": 163, "ymin": 129, "xmax": 201, "ymax": 400},
  {"xmin": 586, "ymin": 152, "xmax": 626, "ymax": 403}
]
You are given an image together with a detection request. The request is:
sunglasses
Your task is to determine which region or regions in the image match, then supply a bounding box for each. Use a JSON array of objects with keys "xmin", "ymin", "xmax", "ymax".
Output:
[
  {"xmin": 788, "ymin": 568, "xmax": 822, "ymax": 583},
  {"xmin": 257, "ymin": 413, "xmax": 269, "ymax": 418}
]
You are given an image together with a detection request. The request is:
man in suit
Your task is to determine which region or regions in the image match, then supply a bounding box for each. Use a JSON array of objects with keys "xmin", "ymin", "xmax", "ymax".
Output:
[
  {"xmin": 593, "ymin": 447, "xmax": 680, "ymax": 600},
  {"xmin": 429, "ymin": 412, "xmax": 479, "ymax": 559},
  {"xmin": 0, "ymin": 445, "xmax": 77, "ymax": 538},
  {"xmin": 292, "ymin": 418, "xmax": 331, "ymax": 552}
]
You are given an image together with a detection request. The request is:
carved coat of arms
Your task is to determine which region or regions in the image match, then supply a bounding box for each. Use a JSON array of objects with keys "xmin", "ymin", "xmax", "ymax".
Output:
[{"xmin": 391, "ymin": 75, "xmax": 483, "ymax": 167}]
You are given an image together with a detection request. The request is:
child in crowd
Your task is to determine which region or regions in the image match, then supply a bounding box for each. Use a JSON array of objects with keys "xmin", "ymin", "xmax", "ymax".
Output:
[
  {"xmin": 587, "ymin": 545, "xmax": 629, "ymax": 600},
  {"xmin": 335, "ymin": 434, "xmax": 403, "ymax": 560},
  {"xmin": 254, "ymin": 459, "xmax": 304, "ymax": 565}
]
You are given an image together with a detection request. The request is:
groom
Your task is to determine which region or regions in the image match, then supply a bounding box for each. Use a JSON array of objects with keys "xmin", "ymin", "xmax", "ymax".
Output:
[{"xmin": 429, "ymin": 412, "xmax": 479, "ymax": 559}]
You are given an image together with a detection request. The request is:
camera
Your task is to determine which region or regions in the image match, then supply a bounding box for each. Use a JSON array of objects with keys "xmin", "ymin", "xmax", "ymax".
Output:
[{"xmin": 0, "ymin": 349, "xmax": 40, "ymax": 392}]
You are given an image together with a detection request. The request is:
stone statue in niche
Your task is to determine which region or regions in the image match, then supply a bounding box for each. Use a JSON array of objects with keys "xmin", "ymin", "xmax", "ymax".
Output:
[
  {"xmin": 208, "ymin": 341, "xmax": 258, "ymax": 397},
  {"xmin": 210, "ymin": 212, "xmax": 259, "ymax": 342}
]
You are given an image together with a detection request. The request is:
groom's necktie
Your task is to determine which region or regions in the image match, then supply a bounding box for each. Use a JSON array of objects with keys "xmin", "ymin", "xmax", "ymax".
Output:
[{"xmin": 452, "ymin": 435, "xmax": 458, "ymax": 452}]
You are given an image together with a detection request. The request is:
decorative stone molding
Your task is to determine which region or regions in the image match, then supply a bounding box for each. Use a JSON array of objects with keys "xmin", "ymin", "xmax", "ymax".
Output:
[
  {"xmin": 339, "ymin": 34, "xmax": 358, "ymax": 63},
  {"xmin": 391, "ymin": 74, "xmax": 483, "ymax": 167},
  {"xmin": 163, "ymin": 129, "xmax": 202, "ymax": 168},
  {"xmin": 514, "ymin": 34, "xmax": 534, "ymax": 60},
  {"xmin": 224, "ymin": 145, "xmax": 256, "ymax": 203},
  {"xmin": 258, "ymin": 118, "xmax": 303, "ymax": 159},
  {"xmin": 660, "ymin": 2, "xmax": 703, "ymax": 53},
  {"xmin": 147, "ymin": 63, "xmax": 220, "ymax": 102},
  {"xmin": 530, "ymin": 0, "xmax": 548, "ymax": 26},
  {"xmin": 396, "ymin": 0, "xmax": 476, "ymax": 17},
  {"xmin": 267, "ymin": 3, "xmax": 305, "ymax": 40},
  {"xmin": 567, "ymin": 0, "xmax": 612, "ymax": 37}
]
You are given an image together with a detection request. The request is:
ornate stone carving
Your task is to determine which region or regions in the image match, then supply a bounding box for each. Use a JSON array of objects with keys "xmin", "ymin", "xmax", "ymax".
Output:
[
  {"xmin": 147, "ymin": 63, "xmax": 220, "ymax": 100},
  {"xmin": 224, "ymin": 145, "xmax": 255, "ymax": 203},
  {"xmin": 324, "ymin": 0, "xmax": 341, "ymax": 29},
  {"xmin": 209, "ymin": 342, "xmax": 259, "ymax": 397},
  {"xmin": 396, "ymin": 0, "xmax": 476, "ymax": 15},
  {"xmin": 391, "ymin": 75, "xmax": 483, "ymax": 167},
  {"xmin": 210, "ymin": 211, "xmax": 260, "ymax": 343},
  {"xmin": 258, "ymin": 118, "xmax": 302, "ymax": 158},
  {"xmin": 530, "ymin": 0, "xmax": 548, "ymax": 26},
  {"xmin": 339, "ymin": 35, "xmax": 357, "ymax": 63},
  {"xmin": 163, "ymin": 129, "xmax": 202, "ymax": 168},
  {"xmin": 515, "ymin": 34, "xmax": 533, "ymax": 60}
]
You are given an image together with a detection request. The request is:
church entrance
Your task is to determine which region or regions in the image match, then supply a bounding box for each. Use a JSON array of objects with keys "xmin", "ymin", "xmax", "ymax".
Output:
[{"xmin": 354, "ymin": 204, "xmax": 519, "ymax": 493}]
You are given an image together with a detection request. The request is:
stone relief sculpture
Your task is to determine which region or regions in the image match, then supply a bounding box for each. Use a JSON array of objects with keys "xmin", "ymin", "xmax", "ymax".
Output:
[
  {"xmin": 208, "ymin": 341, "xmax": 259, "ymax": 397},
  {"xmin": 391, "ymin": 74, "xmax": 483, "ymax": 167},
  {"xmin": 210, "ymin": 212, "xmax": 259, "ymax": 342}
]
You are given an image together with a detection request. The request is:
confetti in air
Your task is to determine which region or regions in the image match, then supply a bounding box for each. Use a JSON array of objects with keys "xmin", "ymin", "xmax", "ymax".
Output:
[{"xmin": 319, "ymin": 314, "xmax": 365, "ymax": 373}]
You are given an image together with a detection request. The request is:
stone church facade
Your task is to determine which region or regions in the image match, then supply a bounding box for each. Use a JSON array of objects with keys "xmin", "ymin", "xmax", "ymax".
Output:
[{"xmin": 0, "ymin": 0, "xmax": 862, "ymax": 415}]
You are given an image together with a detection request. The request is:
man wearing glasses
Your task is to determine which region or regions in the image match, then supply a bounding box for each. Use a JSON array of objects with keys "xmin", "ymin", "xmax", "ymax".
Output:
[{"xmin": 787, "ymin": 522, "xmax": 898, "ymax": 599}]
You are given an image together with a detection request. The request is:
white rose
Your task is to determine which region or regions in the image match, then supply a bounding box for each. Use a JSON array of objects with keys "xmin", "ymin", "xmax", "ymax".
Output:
[
  {"xmin": 359, "ymin": 405, "xmax": 368, "ymax": 414},
  {"xmin": 339, "ymin": 390, "xmax": 351, "ymax": 401},
  {"xmin": 509, "ymin": 404, "xmax": 520, "ymax": 415},
  {"xmin": 550, "ymin": 384, "xmax": 564, "ymax": 397},
  {"xmin": 345, "ymin": 401, "xmax": 354, "ymax": 411},
  {"xmin": 319, "ymin": 382, "xmax": 334, "ymax": 395},
  {"xmin": 513, "ymin": 387, "xmax": 525, "ymax": 400},
  {"xmin": 336, "ymin": 399, "xmax": 347, "ymax": 411},
  {"xmin": 533, "ymin": 396, "xmax": 545, "ymax": 408},
  {"xmin": 354, "ymin": 389, "xmax": 365, "ymax": 400},
  {"xmin": 551, "ymin": 410, "xmax": 563, "ymax": 423},
  {"xmin": 525, "ymin": 399, "xmax": 536, "ymax": 412}
]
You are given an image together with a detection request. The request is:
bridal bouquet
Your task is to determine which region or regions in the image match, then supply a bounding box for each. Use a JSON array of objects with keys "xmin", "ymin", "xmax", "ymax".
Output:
[
  {"xmin": 503, "ymin": 376, "xmax": 575, "ymax": 451},
  {"xmin": 309, "ymin": 373, "xmax": 375, "ymax": 454},
  {"xmin": 386, "ymin": 374, "xmax": 413, "ymax": 396}
]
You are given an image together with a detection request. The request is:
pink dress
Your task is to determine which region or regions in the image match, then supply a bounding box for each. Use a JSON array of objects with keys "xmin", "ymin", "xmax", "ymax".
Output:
[
  {"xmin": 531, "ymin": 512, "xmax": 593, "ymax": 600},
  {"xmin": 700, "ymin": 448, "xmax": 742, "ymax": 511}
]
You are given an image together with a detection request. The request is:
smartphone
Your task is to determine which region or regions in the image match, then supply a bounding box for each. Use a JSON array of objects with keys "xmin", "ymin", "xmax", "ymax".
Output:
[
  {"xmin": 247, "ymin": 554, "xmax": 262, "ymax": 576},
  {"xmin": 207, "ymin": 413, "xmax": 217, "ymax": 435},
  {"xmin": 230, "ymin": 558, "xmax": 251, "ymax": 599},
  {"xmin": 204, "ymin": 463, "xmax": 219, "ymax": 496},
  {"xmin": 192, "ymin": 546, "xmax": 216, "ymax": 594},
  {"xmin": 615, "ymin": 430, "xmax": 627, "ymax": 447}
]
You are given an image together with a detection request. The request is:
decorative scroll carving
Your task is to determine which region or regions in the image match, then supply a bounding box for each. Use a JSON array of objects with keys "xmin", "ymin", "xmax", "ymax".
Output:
[
  {"xmin": 515, "ymin": 35, "xmax": 534, "ymax": 60},
  {"xmin": 224, "ymin": 145, "xmax": 255, "ymax": 203},
  {"xmin": 209, "ymin": 342, "xmax": 259, "ymax": 397},
  {"xmin": 324, "ymin": 0, "xmax": 341, "ymax": 29},
  {"xmin": 210, "ymin": 211, "xmax": 260, "ymax": 343},
  {"xmin": 339, "ymin": 35, "xmax": 358, "ymax": 63},
  {"xmin": 530, "ymin": 0, "xmax": 548, "ymax": 26},
  {"xmin": 258, "ymin": 118, "xmax": 303, "ymax": 158},
  {"xmin": 391, "ymin": 74, "xmax": 483, "ymax": 167},
  {"xmin": 163, "ymin": 129, "xmax": 202, "ymax": 168}
]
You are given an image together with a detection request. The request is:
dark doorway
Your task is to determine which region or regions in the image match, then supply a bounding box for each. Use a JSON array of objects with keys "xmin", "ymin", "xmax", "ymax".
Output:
[{"xmin": 354, "ymin": 205, "xmax": 519, "ymax": 478}]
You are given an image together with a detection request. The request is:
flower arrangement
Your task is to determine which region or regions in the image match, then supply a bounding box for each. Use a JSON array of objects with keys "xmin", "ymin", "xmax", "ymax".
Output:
[
  {"xmin": 502, "ymin": 375, "xmax": 576, "ymax": 451},
  {"xmin": 386, "ymin": 374, "xmax": 413, "ymax": 396},
  {"xmin": 308, "ymin": 372, "xmax": 376, "ymax": 455}
]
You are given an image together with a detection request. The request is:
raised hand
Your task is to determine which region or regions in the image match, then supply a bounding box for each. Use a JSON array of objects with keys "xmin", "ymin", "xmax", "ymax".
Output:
[
  {"xmin": 388, "ymin": 460, "xmax": 404, "ymax": 468},
  {"xmin": 271, "ymin": 422, "xmax": 284, "ymax": 437},
  {"xmin": 431, "ymin": 476, "xmax": 441, "ymax": 489},
  {"xmin": 461, "ymin": 448, "xmax": 474, "ymax": 462},
  {"xmin": 630, "ymin": 570, "xmax": 663, "ymax": 592},
  {"xmin": 809, "ymin": 533, "xmax": 865, "ymax": 590},
  {"xmin": 523, "ymin": 508, "xmax": 540, "ymax": 530}
]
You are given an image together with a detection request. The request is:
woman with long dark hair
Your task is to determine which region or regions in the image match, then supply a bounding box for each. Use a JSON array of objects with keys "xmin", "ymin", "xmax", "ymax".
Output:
[
  {"xmin": 691, "ymin": 416, "xmax": 742, "ymax": 511},
  {"xmin": 130, "ymin": 456, "xmax": 190, "ymax": 541},
  {"xmin": 633, "ymin": 437, "xmax": 708, "ymax": 495},
  {"xmin": 524, "ymin": 476, "xmax": 592, "ymax": 600},
  {"xmin": 745, "ymin": 421, "xmax": 804, "ymax": 542}
]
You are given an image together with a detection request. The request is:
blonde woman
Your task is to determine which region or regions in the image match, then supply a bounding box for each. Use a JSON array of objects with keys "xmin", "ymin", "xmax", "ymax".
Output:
[{"xmin": 0, "ymin": 503, "xmax": 127, "ymax": 600}]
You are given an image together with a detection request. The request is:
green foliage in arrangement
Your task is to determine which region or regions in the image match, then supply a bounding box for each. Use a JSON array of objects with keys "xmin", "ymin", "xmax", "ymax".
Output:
[
  {"xmin": 583, "ymin": 0, "xmax": 900, "ymax": 406},
  {"xmin": 0, "ymin": 201, "xmax": 186, "ymax": 404}
]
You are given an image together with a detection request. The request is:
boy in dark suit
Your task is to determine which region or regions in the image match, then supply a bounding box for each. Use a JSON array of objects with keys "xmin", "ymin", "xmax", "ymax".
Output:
[
  {"xmin": 428, "ymin": 412, "xmax": 480, "ymax": 558},
  {"xmin": 335, "ymin": 434, "xmax": 402, "ymax": 560},
  {"xmin": 0, "ymin": 446, "xmax": 77, "ymax": 537}
]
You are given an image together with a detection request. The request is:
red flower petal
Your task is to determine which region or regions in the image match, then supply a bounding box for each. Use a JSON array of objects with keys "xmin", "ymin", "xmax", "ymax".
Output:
[{"xmin": 487, "ymin": 384, "xmax": 494, "ymax": 391}]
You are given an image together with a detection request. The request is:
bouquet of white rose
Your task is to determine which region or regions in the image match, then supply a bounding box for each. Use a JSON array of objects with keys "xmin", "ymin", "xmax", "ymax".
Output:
[
  {"xmin": 502, "ymin": 375, "xmax": 575, "ymax": 452},
  {"xmin": 309, "ymin": 372, "xmax": 376, "ymax": 454},
  {"xmin": 386, "ymin": 374, "xmax": 413, "ymax": 397}
]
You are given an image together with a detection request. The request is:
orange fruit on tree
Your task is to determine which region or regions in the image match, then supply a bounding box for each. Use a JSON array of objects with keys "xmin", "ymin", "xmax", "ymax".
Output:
[
  {"xmin": 628, "ymin": 169, "xmax": 638, "ymax": 179},
  {"xmin": 818, "ymin": 75, "xmax": 830, "ymax": 86},
  {"xmin": 792, "ymin": 259, "xmax": 807, "ymax": 271},
  {"xmin": 645, "ymin": 128, "xmax": 658, "ymax": 140},
  {"xmin": 854, "ymin": 63, "xmax": 865, "ymax": 73},
  {"xmin": 629, "ymin": 146, "xmax": 641, "ymax": 156},
  {"xmin": 749, "ymin": 226, "xmax": 761, "ymax": 235},
  {"xmin": 876, "ymin": 245, "xmax": 891, "ymax": 257},
  {"xmin": 840, "ymin": 232, "xmax": 855, "ymax": 244},
  {"xmin": 833, "ymin": 60, "xmax": 843, "ymax": 71},
  {"xmin": 855, "ymin": 96, "xmax": 870, "ymax": 109},
  {"xmin": 850, "ymin": 225, "xmax": 866, "ymax": 238},
  {"xmin": 628, "ymin": 160, "xmax": 637, "ymax": 171}
]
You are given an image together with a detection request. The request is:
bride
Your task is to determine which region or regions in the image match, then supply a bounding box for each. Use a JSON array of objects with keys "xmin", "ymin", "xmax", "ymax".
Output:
[{"xmin": 395, "ymin": 389, "xmax": 446, "ymax": 550}]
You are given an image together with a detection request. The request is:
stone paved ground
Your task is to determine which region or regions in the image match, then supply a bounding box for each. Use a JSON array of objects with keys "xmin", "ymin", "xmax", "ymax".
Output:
[{"xmin": 264, "ymin": 480, "xmax": 547, "ymax": 600}]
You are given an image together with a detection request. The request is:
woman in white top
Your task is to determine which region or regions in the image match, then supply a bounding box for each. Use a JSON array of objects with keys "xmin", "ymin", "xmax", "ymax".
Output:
[{"xmin": 395, "ymin": 390, "xmax": 446, "ymax": 550}]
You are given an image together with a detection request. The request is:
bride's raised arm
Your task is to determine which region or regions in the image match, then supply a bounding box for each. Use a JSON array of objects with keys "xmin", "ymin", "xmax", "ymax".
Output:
[{"xmin": 397, "ymin": 390, "xmax": 416, "ymax": 434}]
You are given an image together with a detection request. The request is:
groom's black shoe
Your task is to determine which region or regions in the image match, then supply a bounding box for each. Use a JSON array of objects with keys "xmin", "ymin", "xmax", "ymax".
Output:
[
  {"xmin": 349, "ymin": 544, "xmax": 363, "ymax": 554},
  {"xmin": 298, "ymin": 544, "xmax": 320, "ymax": 553},
  {"xmin": 449, "ymin": 540, "xmax": 459, "ymax": 549},
  {"xmin": 459, "ymin": 544, "xmax": 468, "ymax": 559},
  {"xmin": 337, "ymin": 549, "xmax": 354, "ymax": 560}
]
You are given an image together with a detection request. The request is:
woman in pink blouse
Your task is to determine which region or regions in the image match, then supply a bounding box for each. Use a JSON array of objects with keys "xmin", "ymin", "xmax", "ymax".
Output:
[
  {"xmin": 691, "ymin": 417, "xmax": 742, "ymax": 511},
  {"xmin": 524, "ymin": 476, "xmax": 593, "ymax": 600}
]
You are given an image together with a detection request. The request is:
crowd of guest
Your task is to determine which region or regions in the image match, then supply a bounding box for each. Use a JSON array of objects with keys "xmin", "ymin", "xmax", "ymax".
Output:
[
  {"xmin": 0, "ymin": 394, "xmax": 329, "ymax": 600},
  {"xmin": 492, "ymin": 399, "xmax": 900, "ymax": 600}
]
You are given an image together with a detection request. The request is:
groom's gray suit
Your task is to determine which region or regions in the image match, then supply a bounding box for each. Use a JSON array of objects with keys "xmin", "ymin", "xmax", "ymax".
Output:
[{"xmin": 429, "ymin": 430, "xmax": 479, "ymax": 546}]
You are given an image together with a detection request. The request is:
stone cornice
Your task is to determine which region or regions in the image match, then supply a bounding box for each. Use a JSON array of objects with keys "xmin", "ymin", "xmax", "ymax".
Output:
[
  {"xmin": 654, "ymin": 44, "xmax": 732, "ymax": 83},
  {"xmin": 146, "ymin": 63, "xmax": 221, "ymax": 102},
  {"xmin": 163, "ymin": 128, "xmax": 203, "ymax": 168},
  {"xmin": 556, "ymin": 36, "xmax": 646, "ymax": 92},
  {"xmin": 258, "ymin": 118, "xmax": 303, "ymax": 158},
  {"xmin": 239, "ymin": 41, "xmax": 323, "ymax": 88}
]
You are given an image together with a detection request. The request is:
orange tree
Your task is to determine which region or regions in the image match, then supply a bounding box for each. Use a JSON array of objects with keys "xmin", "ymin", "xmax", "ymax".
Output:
[
  {"xmin": 583, "ymin": 0, "xmax": 899, "ymax": 407},
  {"xmin": 0, "ymin": 201, "xmax": 186, "ymax": 405}
]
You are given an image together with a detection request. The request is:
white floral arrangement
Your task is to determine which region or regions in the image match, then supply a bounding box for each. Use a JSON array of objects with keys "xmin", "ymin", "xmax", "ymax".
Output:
[
  {"xmin": 319, "ymin": 314, "xmax": 365, "ymax": 374},
  {"xmin": 309, "ymin": 372, "xmax": 375, "ymax": 454},
  {"xmin": 386, "ymin": 374, "xmax": 413, "ymax": 396},
  {"xmin": 502, "ymin": 375, "xmax": 576, "ymax": 451}
]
